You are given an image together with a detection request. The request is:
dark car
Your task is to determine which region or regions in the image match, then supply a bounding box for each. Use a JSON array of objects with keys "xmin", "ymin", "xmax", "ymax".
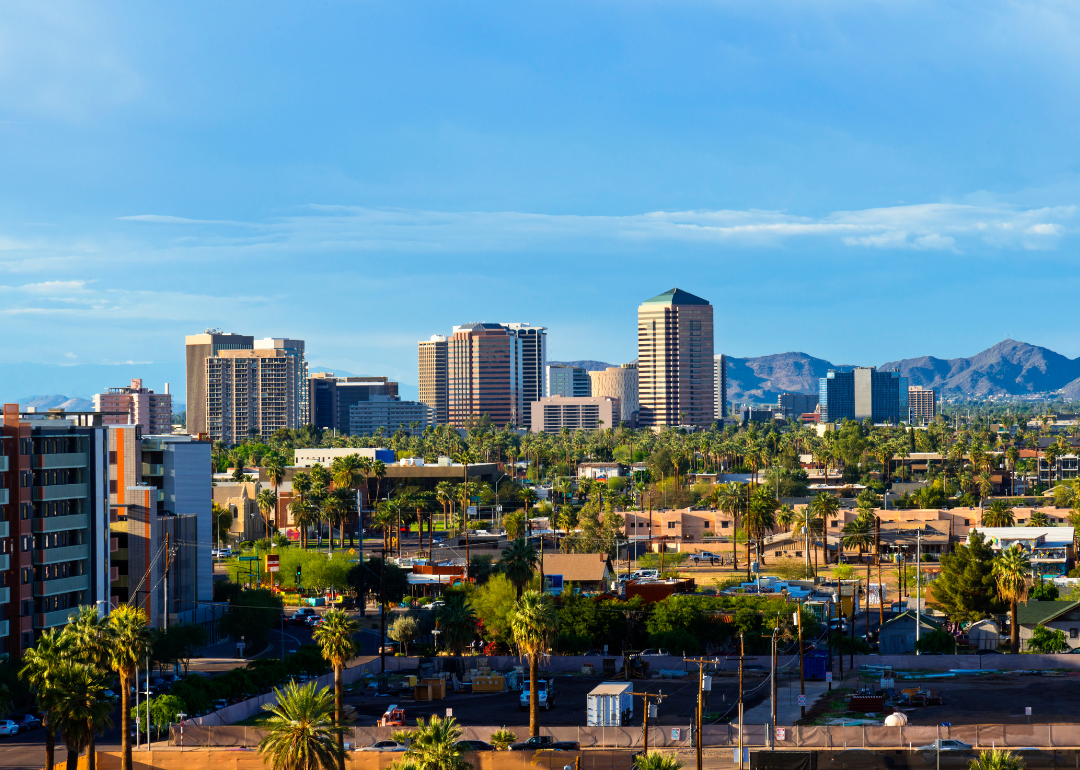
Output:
[
  {"xmin": 509, "ymin": 736, "xmax": 579, "ymax": 751},
  {"xmin": 290, "ymin": 608, "xmax": 317, "ymax": 626},
  {"xmin": 11, "ymin": 714, "xmax": 41, "ymax": 731},
  {"xmin": 454, "ymin": 741, "xmax": 494, "ymax": 753}
]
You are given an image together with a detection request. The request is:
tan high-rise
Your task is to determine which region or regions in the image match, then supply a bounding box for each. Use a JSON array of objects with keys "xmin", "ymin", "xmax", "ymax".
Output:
[
  {"xmin": 589, "ymin": 364, "xmax": 638, "ymax": 423},
  {"xmin": 418, "ymin": 335, "xmax": 449, "ymax": 425},
  {"xmin": 185, "ymin": 331, "xmax": 253, "ymax": 436},
  {"xmin": 637, "ymin": 288, "xmax": 714, "ymax": 427},
  {"xmin": 205, "ymin": 348, "xmax": 297, "ymax": 444}
]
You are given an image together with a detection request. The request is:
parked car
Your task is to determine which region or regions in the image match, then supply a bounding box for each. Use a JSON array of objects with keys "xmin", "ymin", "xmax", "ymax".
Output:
[
  {"xmin": 290, "ymin": 608, "xmax": 317, "ymax": 626},
  {"xmin": 11, "ymin": 714, "xmax": 41, "ymax": 731},
  {"xmin": 916, "ymin": 740, "xmax": 973, "ymax": 752},
  {"xmin": 582, "ymin": 649, "xmax": 604, "ymax": 656},
  {"xmin": 638, "ymin": 648, "xmax": 671, "ymax": 657},
  {"xmin": 509, "ymin": 736, "xmax": 579, "ymax": 751},
  {"xmin": 520, "ymin": 677, "xmax": 555, "ymax": 711},
  {"xmin": 0, "ymin": 720, "xmax": 19, "ymax": 737},
  {"xmin": 689, "ymin": 552, "xmax": 721, "ymax": 563},
  {"xmin": 454, "ymin": 740, "xmax": 494, "ymax": 753},
  {"xmin": 305, "ymin": 614, "xmax": 324, "ymax": 628},
  {"xmin": 358, "ymin": 741, "xmax": 409, "ymax": 752}
]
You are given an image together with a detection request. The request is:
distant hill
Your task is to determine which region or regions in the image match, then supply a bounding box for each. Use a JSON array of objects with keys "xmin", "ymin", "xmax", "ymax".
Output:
[
  {"xmin": 548, "ymin": 360, "xmax": 615, "ymax": 372},
  {"xmin": 19, "ymin": 395, "xmax": 94, "ymax": 411},
  {"xmin": 0, "ymin": 362, "xmax": 183, "ymax": 406},
  {"xmin": 724, "ymin": 339, "xmax": 1080, "ymax": 404}
]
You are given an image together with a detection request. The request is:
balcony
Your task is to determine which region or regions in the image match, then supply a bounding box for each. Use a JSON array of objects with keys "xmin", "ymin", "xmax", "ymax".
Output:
[
  {"xmin": 0, "ymin": 587, "xmax": 8, "ymax": 604},
  {"xmin": 33, "ymin": 513, "xmax": 89, "ymax": 534},
  {"xmin": 0, "ymin": 620, "xmax": 8, "ymax": 638},
  {"xmin": 35, "ymin": 608, "xmax": 76, "ymax": 629},
  {"xmin": 0, "ymin": 455, "xmax": 7, "ymax": 472},
  {"xmin": 0, "ymin": 521, "xmax": 7, "ymax": 539},
  {"xmin": 0, "ymin": 554, "xmax": 8, "ymax": 572},
  {"xmin": 0, "ymin": 489, "xmax": 8, "ymax": 506},
  {"xmin": 33, "ymin": 544, "xmax": 90, "ymax": 565},
  {"xmin": 33, "ymin": 453, "xmax": 88, "ymax": 470},
  {"xmin": 35, "ymin": 575, "xmax": 89, "ymax": 597},
  {"xmin": 33, "ymin": 483, "xmax": 88, "ymax": 502},
  {"xmin": 142, "ymin": 463, "xmax": 164, "ymax": 477}
]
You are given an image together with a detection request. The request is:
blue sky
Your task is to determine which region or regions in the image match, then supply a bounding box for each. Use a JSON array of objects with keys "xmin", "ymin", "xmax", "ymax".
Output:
[{"xmin": 2, "ymin": 0, "xmax": 1080, "ymax": 399}]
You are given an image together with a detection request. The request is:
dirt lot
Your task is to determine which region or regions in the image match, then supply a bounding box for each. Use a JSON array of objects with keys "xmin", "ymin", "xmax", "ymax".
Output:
[{"xmin": 345, "ymin": 669, "xmax": 774, "ymax": 727}]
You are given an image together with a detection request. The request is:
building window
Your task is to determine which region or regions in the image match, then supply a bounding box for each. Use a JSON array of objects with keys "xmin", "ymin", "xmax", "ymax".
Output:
[
  {"xmin": 667, "ymin": 522, "xmax": 676, "ymax": 529},
  {"xmin": 831, "ymin": 520, "xmax": 839, "ymax": 527},
  {"xmin": 964, "ymin": 519, "xmax": 970, "ymax": 526},
  {"xmin": 20, "ymin": 568, "xmax": 30, "ymax": 585},
  {"xmin": 721, "ymin": 521, "xmax": 729, "ymax": 529},
  {"xmin": 1072, "ymin": 628, "xmax": 1079, "ymax": 639}
]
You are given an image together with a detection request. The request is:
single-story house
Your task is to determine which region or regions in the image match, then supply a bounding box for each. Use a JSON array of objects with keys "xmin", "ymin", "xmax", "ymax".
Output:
[
  {"xmin": 877, "ymin": 611, "xmax": 944, "ymax": 654},
  {"xmin": 542, "ymin": 553, "xmax": 613, "ymax": 592},
  {"xmin": 1017, "ymin": 600, "xmax": 1080, "ymax": 650}
]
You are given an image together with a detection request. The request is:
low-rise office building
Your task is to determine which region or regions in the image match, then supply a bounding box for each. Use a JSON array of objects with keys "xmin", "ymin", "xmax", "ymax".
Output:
[{"xmin": 530, "ymin": 395, "xmax": 620, "ymax": 433}]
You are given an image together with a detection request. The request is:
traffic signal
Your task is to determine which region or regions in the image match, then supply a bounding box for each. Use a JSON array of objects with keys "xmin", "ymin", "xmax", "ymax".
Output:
[{"xmin": 296, "ymin": 564, "xmax": 302, "ymax": 590}]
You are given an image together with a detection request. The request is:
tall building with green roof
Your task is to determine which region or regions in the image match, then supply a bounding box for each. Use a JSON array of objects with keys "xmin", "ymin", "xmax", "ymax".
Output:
[{"xmin": 637, "ymin": 288, "xmax": 714, "ymax": 427}]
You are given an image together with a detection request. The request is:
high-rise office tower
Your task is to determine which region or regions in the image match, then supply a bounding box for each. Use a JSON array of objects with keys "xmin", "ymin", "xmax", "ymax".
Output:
[
  {"xmin": 205, "ymin": 348, "xmax": 298, "ymax": 443},
  {"xmin": 589, "ymin": 364, "xmax": 639, "ymax": 424},
  {"xmin": 637, "ymin": 288, "xmax": 714, "ymax": 427},
  {"xmin": 307, "ymin": 373, "xmax": 400, "ymax": 433},
  {"xmin": 819, "ymin": 367, "xmax": 908, "ymax": 423},
  {"xmin": 714, "ymin": 354, "xmax": 728, "ymax": 422},
  {"xmin": 908, "ymin": 386, "xmax": 937, "ymax": 424},
  {"xmin": 546, "ymin": 364, "xmax": 591, "ymax": 398},
  {"xmin": 418, "ymin": 335, "xmax": 449, "ymax": 425},
  {"xmin": 777, "ymin": 392, "xmax": 818, "ymax": 420},
  {"xmin": 185, "ymin": 331, "xmax": 254, "ymax": 436},
  {"xmin": 254, "ymin": 338, "xmax": 308, "ymax": 426},
  {"xmin": 503, "ymin": 322, "xmax": 547, "ymax": 430},
  {"xmin": 448, "ymin": 323, "xmax": 519, "ymax": 427}
]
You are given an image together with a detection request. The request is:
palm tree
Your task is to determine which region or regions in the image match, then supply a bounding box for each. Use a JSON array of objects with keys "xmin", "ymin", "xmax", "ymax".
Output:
[
  {"xmin": 107, "ymin": 605, "xmax": 153, "ymax": 770},
  {"xmin": 744, "ymin": 489, "xmax": 778, "ymax": 571},
  {"xmin": 312, "ymin": 609, "xmax": 359, "ymax": 769},
  {"xmin": 634, "ymin": 752, "xmax": 685, "ymax": 770},
  {"xmin": 323, "ymin": 489, "xmax": 352, "ymax": 556},
  {"xmin": 52, "ymin": 660, "xmax": 113, "ymax": 770},
  {"xmin": 258, "ymin": 681, "xmax": 344, "ymax": 770},
  {"xmin": 510, "ymin": 590, "xmax": 558, "ymax": 738},
  {"xmin": 435, "ymin": 482, "xmax": 454, "ymax": 530},
  {"xmin": 290, "ymin": 498, "xmax": 319, "ymax": 551},
  {"xmin": 265, "ymin": 454, "xmax": 287, "ymax": 501},
  {"xmin": 257, "ymin": 488, "xmax": 278, "ymax": 537},
  {"xmin": 20, "ymin": 629, "xmax": 67, "ymax": 770},
  {"xmin": 330, "ymin": 454, "xmax": 362, "ymax": 545},
  {"xmin": 63, "ymin": 605, "xmax": 111, "ymax": 672},
  {"xmin": 808, "ymin": 492, "xmax": 841, "ymax": 565},
  {"xmin": 994, "ymin": 544, "xmax": 1031, "ymax": 654},
  {"xmin": 714, "ymin": 482, "xmax": 744, "ymax": 570},
  {"xmin": 1029, "ymin": 510, "xmax": 1050, "ymax": 527},
  {"xmin": 435, "ymin": 594, "xmax": 477, "ymax": 656},
  {"xmin": 776, "ymin": 504, "xmax": 796, "ymax": 533},
  {"xmin": 982, "ymin": 499, "xmax": 1015, "ymax": 528},
  {"xmin": 401, "ymin": 714, "xmax": 470, "ymax": 770},
  {"xmin": 500, "ymin": 538, "xmax": 538, "ymax": 598}
]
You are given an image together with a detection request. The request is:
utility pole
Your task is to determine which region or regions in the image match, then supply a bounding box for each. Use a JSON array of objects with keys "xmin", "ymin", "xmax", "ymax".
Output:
[
  {"xmin": 876, "ymin": 517, "xmax": 884, "ymax": 626},
  {"xmin": 770, "ymin": 626, "xmax": 778, "ymax": 734},
  {"xmin": 795, "ymin": 602, "xmax": 806, "ymax": 719},
  {"xmin": 163, "ymin": 533, "xmax": 171, "ymax": 632},
  {"xmin": 916, "ymin": 527, "xmax": 922, "ymax": 655},
  {"xmin": 684, "ymin": 657, "xmax": 714, "ymax": 770},
  {"xmin": 632, "ymin": 691, "xmax": 665, "ymax": 755},
  {"xmin": 379, "ymin": 543, "xmax": 387, "ymax": 674}
]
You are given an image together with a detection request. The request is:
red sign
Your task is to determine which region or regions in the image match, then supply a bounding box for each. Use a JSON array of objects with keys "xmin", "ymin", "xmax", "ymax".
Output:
[{"xmin": 266, "ymin": 554, "xmax": 280, "ymax": 573}]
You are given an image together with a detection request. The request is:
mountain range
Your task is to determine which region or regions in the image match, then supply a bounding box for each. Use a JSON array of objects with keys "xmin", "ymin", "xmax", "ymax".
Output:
[{"xmin": 728, "ymin": 339, "xmax": 1080, "ymax": 403}]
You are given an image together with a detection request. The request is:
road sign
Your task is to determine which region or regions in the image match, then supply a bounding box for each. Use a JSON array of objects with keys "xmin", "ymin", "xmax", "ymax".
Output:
[
  {"xmin": 467, "ymin": 506, "xmax": 477, "ymax": 515},
  {"xmin": 826, "ymin": 672, "xmax": 833, "ymax": 682},
  {"xmin": 266, "ymin": 554, "xmax": 280, "ymax": 573},
  {"xmin": 733, "ymin": 748, "xmax": 749, "ymax": 763},
  {"xmin": 1026, "ymin": 707, "xmax": 1032, "ymax": 715},
  {"xmin": 239, "ymin": 556, "xmax": 257, "ymax": 562},
  {"xmin": 446, "ymin": 708, "xmax": 453, "ymax": 717},
  {"xmin": 881, "ymin": 678, "xmax": 895, "ymax": 689},
  {"xmin": 671, "ymin": 728, "xmax": 681, "ymax": 740},
  {"xmin": 349, "ymin": 549, "xmax": 356, "ymax": 555},
  {"xmin": 775, "ymin": 727, "xmax": 786, "ymax": 741},
  {"xmin": 496, "ymin": 505, "xmax": 503, "ymax": 512},
  {"xmin": 798, "ymin": 695, "xmax": 806, "ymax": 706},
  {"xmin": 470, "ymin": 496, "xmax": 481, "ymax": 502}
]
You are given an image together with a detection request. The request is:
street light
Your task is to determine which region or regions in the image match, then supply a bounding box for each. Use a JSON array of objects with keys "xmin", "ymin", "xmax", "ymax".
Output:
[
  {"xmin": 432, "ymin": 629, "xmax": 440, "ymax": 653},
  {"xmin": 177, "ymin": 712, "xmax": 187, "ymax": 752}
]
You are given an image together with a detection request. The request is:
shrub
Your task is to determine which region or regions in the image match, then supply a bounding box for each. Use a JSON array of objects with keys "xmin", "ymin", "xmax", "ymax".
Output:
[
  {"xmin": 489, "ymin": 729, "xmax": 517, "ymax": 750},
  {"xmin": 1028, "ymin": 625, "xmax": 1068, "ymax": 654}
]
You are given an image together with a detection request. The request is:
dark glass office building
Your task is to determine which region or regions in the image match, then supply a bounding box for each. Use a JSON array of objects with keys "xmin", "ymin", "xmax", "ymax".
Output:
[{"xmin": 819, "ymin": 367, "xmax": 907, "ymax": 423}]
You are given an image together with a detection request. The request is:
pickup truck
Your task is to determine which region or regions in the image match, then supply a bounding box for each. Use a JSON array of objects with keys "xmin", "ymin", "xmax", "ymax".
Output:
[
  {"xmin": 508, "ymin": 736, "xmax": 580, "ymax": 751},
  {"xmin": 520, "ymin": 678, "xmax": 555, "ymax": 711}
]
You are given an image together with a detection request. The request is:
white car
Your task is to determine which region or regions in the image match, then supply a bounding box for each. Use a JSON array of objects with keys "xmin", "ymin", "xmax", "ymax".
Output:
[
  {"xmin": 638, "ymin": 648, "xmax": 671, "ymax": 657},
  {"xmin": 0, "ymin": 720, "xmax": 19, "ymax": 737},
  {"xmin": 690, "ymin": 551, "xmax": 721, "ymax": 562},
  {"xmin": 358, "ymin": 741, "xmax": 408, "ymax": 752}
]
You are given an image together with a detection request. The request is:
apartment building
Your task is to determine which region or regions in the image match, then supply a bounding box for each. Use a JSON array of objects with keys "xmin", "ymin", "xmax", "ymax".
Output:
[
  {"xmin": 205, "ymin": 348, "xmax": 298, "ymax": 444},
  {"xmin": 347, "ymin": 396, "xmax": 433, "ymax": 436},
  {"xmin": 589, "ymin": 364, "xmax": 639, "ymax": 424},
  {"xmin": 254, "ymin": 338, "xmax": 308, "ymax": 426},
  {"xmin": 185, "ymin": 331, "xmax": 254, "ymax": 436},
  {"xmin": 94, "ymin": 379, "xmax": 174, "ymax": 435},
  {"xmin": 546, "ymin": 364, "xmax": 591, "ymax": 398},
  {"xmin": 714, "ymin": 354, "xmax": 728, "ymax": 422},
  {"xmin": 0, "ymin": 406, "xmax": 110, "ymax": 657},
  {"xmin": 418, "ymin": 335, "xmax": 449, "ymax": 425},
  {"xmin": 908, "ymin": 386, "xmax": 937, "ymax": 424},
  {"xmin": 307, "ymin": 373, "xmax": 400, "ymax": 433},
  {"xmin": 530, "ymin": 395, "xmax": 620, "ymax": 433},
  {"xmin": 637, "ymin": 288, "xmax": 714, "ymax": 428}
]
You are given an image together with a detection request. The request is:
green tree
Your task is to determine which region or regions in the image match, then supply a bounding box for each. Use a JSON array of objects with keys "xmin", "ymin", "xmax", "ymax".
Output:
[
  {"xmin": 503, "ymin": 511, "xmax": 526, "ymax": 539},
  {"xmin": 1028, "ymin": 625, "xmax": 1068, "ymax": 653},
  {"xmin": 346, "ymin": 557, "xmax": 409, "ymax": 611},
  {"xmin": 435, "ymin": 594, "xmax": 477, "ymax": 656},
  {"xmin": 52, "ymin": 660, "xmax": 113, "ymax": 770},
  {"xmin": 934, "ymin": 532, "xmax": 1004, "ymax": 622},
  {"xmin": 20, "ymin": 628, "xmax": 67, "ymax": 770},
  {"xmin": 915, "ymin": 628, "xmax": 956, "ymax": 654},
  {"xmin": 510, "ymin": 590, "xmax": 558, "ymax": 738},
  {"xmin": 1028, "ymin": 582, "xmax": 1059, "ymax": 601},
  {"xmin": 499, "ymin": 538, "xmax": 538, "ymax": 598},
  {"xmin": 389, "ymin": 616, "xmax": 420, "ymax": 656},
  {"xmin": 994, "ymin": 544, "xmax": 1031, "ymax": 654},
  {"xmin": 488, "ymin": 729, "xmax": 517, "ymax": 750},
  {"xmin": 400, "ymin": 714, "xmax": 471, "ymax": 770},
  {"xmin": 258, "ymin": 681, "xmax": 344, "ymax": 770},
  {"xmin": 471, "ymin": 574, "xmax": 520, "ymax": 645},
  {"xmin": 982, "ymin": 500, "xmax": 1015, "ymax": 528},
  {"xmin": 108, "ymin": 605, "xmax": 153, "ymax": 770},
  {"xmin": 312, "ymin": 609, "xmax": 359, "ymax": 769},
  {"xmin": 220, "ymin": 587, "xmax": 283, "ymax": 651}
]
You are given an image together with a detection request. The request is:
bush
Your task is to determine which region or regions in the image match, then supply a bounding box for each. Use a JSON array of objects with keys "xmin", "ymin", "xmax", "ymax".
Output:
[
  {"xmin": 1029, "ymin": 582, "xmax": 1059, "ymax": 601},
  {"xmin": 765, "ymin": 561, "xmax": 816, "ymax": 580},
  {"xmin": 490, "ymin": 729, "xmax": 517, "ymax": 750},
  {"xmin": 915, "ymin": 629, "xmax": 956, "ymax": 655},
  {"xmin": 1028, "ymin": 625, "xmax": 1068, "ymax": 654}
]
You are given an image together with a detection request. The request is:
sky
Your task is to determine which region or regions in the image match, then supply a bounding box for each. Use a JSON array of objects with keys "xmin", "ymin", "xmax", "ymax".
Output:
[{"xmin": 2, "ymin": 0, "xmax": 1080, "ymax": 399}]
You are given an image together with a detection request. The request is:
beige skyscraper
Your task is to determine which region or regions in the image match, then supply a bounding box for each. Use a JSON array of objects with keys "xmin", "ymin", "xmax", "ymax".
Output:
[
  {"xmin": 185, "ymin": 331, "xmax": 253, "ymax": 435},
  {"xmin": 418, "ymin": 335, "xmax": 449, "ymax": 425},
  {"xmin": 637, "ymin": 288, "xmax": 714, "ymax": 427}
]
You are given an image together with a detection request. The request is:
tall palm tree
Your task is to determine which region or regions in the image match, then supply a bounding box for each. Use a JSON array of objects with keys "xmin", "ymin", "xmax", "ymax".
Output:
[
  {"xmin": 290, "ymin": 498, "xmax": 318, "ymax": 551},
  {"xmin": 258, "ymin": 681, "xmax": 344, "ymax": 770},
  {"xmin": 312, "ymin": 609, "xmax": 359, "ymax": 769},
  {"xmin": 500, "ymin": 538, "xmax": 538, "ymax": 598},
  {"xmin": 107, "ymin": 605, "xmax": 153, "ymax": 770},
  {"xmin": 63, "ymin": 605, "xmax": 110, "ymax": 673},
  {"xmin": 982, "ymin": 499, "xmax": 1015, "ymax": 527},
  {"xmin": 20, "ymin": 629, "xmax": 67, "ymax": 770},
  {"xmin": 714, "ymin": 482, "xmax": 745, "ymax": 570},
  {"xmin": 808, "ymin": 492, "xmax": 841, "ymax": 565},
  {"xmin": 401, "ymin": 715, "xmax": 470, "ymax": 770},
  {"xmin": 435, "ymin": 594, "xmax": 477, "ymax": 656},
  {"xmin": 371, "ymin": 459, "xmax": 387, "ymax": 507},
  {"xmin": 257, "ymin": 488, "xmax": 278, "ymax": 537},
  {"xmin": 330, "ymin": 454, "xmax": 362, "ymax": 545},
  {"xmin": 776, "ymin": 504, "xmax": 796, "ymax": 533},
  {"xmin": 52, "ymin": 660, "xmax": 113, "ymax": 770},
  {"xmin": 435, "ymin": 482, "xmax": 454, "ymax": 530},
  {"xmin": 323, "ymin": 489, "xmax": 352, "ymax": 556},
  {"xmin": 744, "ymin": 489, "xmax": 779, "ymax": 571},
  {"xmin": 994, "ymin": 544, "xmax": 1031, "ymax": 654},
  {"xmin": 510, "ymin": 590, "xmax": 558, "ymax": 738},
  {"xmin": 265, "ymin": 454, "xmax": 287, "ymax": 502}
]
